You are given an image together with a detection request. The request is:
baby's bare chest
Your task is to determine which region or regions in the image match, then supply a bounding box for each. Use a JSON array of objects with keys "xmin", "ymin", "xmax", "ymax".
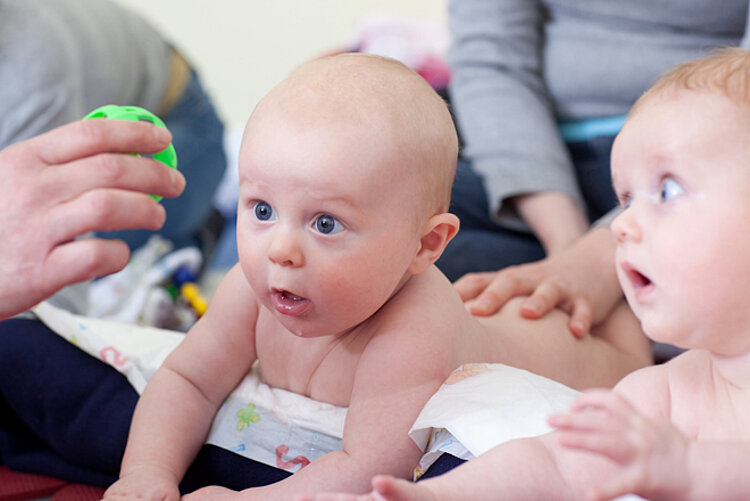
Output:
[
  {"xmin": 670, "ymin": 379, "xmax": 750, "ymax": 440},
  {"xmin": 254, "ymin": 322, "xmax": 365, "ymax": 407}
]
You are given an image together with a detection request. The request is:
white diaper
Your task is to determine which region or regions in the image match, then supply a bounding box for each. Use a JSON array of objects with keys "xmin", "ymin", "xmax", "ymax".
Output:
[
  {"xmin": 32, "ymin": 301, "xmax": 346, "ymax": 473},
  {"xmin": 407, "ymin": 363, "xmax": 646, "ymax": 501},
  {"xmin": 408, "ymin": 363, "xmax": 579, "ymax": 476}
]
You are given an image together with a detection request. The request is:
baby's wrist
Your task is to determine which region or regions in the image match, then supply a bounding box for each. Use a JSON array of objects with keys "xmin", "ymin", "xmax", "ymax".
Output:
[{"xmin": 120, "ymin": 461, "xmax": 181, "ymax": 486}]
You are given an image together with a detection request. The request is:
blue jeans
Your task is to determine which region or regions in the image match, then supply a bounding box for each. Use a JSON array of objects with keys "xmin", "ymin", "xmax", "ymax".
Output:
[
  {"xmin": 99, "ymin": 70, "xmax": 227, "ymax": 250},
  {"xmin": 436, "ymin": 135, "xmax": 618, "ymax": 282}
]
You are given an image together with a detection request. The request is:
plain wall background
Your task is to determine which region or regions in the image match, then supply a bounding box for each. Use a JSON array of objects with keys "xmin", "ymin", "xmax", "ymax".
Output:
[{"xmin": 115, "ymin": 0, "xmax": 448, "ymax": 128}]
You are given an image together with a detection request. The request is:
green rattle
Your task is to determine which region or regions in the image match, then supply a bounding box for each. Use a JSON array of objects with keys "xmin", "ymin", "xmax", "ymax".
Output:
[{"xmin": 83, "ymin": 104, "xmax": 178, "ymax": 201}]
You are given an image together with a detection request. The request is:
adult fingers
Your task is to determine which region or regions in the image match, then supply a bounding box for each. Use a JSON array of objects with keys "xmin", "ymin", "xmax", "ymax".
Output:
[
  {"xmin": 44, "ymin": 153, "xmax": 185, "ymax": 202},
  {"xmin": 47, "ymin": 189, "xmax": 167, "ymax": 243},
  {"xmin": 453, "ymin": 272, "xmax": 496, "ymax": 301},
  {"xmin": 42, "ymin": 239, "xmax": 130, "ymax": 294},
  {"xmin": 461, "ymin": 271, "xmax": 535, "ymax": 316},
  {"xmin": 519, "ymin": 281, "xmax": 564, "ymax": 319},
  {"xmin": 27, "ymin": 119, "xmax": 172, "ymax": 166},
  {"xmin": 567, "ymin": 297, "xmax": 593, "ymax": 338}
]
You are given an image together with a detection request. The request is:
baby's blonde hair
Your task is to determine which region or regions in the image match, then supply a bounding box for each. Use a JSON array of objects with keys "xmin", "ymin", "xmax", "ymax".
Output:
[{"xmin": 632, "ymin": 47, "xmax": 750, "ymax": 115}]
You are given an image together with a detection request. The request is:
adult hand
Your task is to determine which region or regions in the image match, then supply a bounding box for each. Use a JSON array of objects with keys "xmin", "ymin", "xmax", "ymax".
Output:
[
  {"xmin": 454, "ymin": 226, "xmax": 622, "ymax": 337},
  {"xmin": 0, "ymin": 119, "xmax": 185, "ymax": 320}
]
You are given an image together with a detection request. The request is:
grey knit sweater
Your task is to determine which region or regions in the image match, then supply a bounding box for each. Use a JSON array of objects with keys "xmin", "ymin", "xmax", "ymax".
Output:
[
  {"xmin": 0, "ymin": 0, "xmax": 173, "ymax": 147},
  {"xmin": 448, "ymin": 0, "xmax": 749, "ymax": 225}
]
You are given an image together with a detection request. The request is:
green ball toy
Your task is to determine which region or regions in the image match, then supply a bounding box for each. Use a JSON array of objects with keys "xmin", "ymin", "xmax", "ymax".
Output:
[{"xmin": 83, "ymin": 104, "xmax": 178, "ymax": 201}]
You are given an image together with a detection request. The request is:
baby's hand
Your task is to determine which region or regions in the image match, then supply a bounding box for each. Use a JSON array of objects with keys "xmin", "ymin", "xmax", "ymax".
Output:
[
  {"xmin": 548, "ymin": 390, "xmax": 690, "ymax": 500},
  {"xmin": 102, "ymin": 469, "xmax": 180, "ymax": 501}
]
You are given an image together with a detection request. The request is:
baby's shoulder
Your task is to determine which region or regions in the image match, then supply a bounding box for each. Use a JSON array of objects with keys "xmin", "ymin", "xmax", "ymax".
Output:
[
  {"xmin": 385, "ymin": 266, "xmax": 467, "ymax": 319},
  {"xmin": 355, "ymin": 269, "xmax": 470, "ymax": 371},
  {"xmin": 616, "ymin": 350, "xmax": 712, "ymax": 418}
]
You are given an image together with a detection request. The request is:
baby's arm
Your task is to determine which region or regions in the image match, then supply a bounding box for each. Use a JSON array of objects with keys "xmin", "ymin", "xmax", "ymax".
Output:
[
  {"xmin": 103, "ymin": 265, "xmax": 259, "ymax": 500},
  {"xmin": 188, "ymin": 275, "xmax": 465, "ymax": 500},
  {"xmin": 302, "ymin": 363, "xmax": 677, "ymax": 501},
  {"xmin": 301, "ymin": 432, "xmax": 586, "ymax": 501},
  {"xmin": 549, "ymin": 388, "xmax": 690, "ymax": 500},
  {"xmin": 551, "ymin": 360, "xmax": 750, "ymax": 501}
]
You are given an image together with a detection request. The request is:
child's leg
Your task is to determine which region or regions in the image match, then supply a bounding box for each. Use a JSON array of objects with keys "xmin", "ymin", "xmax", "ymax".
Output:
[
  {"xmin": 478, "ymin": 297, "xmax": 650, "ymax": 390},
  {"xmin": 307, "ymin": 435, "xmax": 574, "ymax": 501}
]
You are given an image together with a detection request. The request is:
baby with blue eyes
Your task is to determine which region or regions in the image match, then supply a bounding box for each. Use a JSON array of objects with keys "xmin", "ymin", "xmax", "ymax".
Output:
[
  {"xmin": 102, "ymin": 52, "xmax": 466, "ymax": 501},
  {"xmin": 304, "ymin": 47, "xmax": 750, "ymax": 501},
  {"xmin": 105, "ymin": 51, "xmax": 653, "ymax": 501}
]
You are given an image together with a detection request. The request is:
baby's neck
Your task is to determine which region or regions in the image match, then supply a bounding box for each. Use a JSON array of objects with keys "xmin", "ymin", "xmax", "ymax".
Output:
[{"xmin": 709, "ymin": 349, "xmax": 750, "ymax": 390}]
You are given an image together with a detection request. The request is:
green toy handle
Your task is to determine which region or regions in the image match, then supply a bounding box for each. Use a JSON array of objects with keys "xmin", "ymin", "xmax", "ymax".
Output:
[{"xmin": 83, "ymin": 104, "xmax": 178, "ymax": 201}]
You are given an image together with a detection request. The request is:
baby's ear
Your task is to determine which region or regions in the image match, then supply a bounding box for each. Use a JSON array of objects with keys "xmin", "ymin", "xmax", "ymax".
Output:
[{"xmin": 408, "ymin": 212, "xmax": 460, "ymax": 274}]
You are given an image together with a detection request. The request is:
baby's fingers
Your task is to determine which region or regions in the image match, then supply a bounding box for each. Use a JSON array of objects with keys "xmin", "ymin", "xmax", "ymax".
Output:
[
  {"xmin": 554, "ymin": 425, "xmax": 633, "ymax": 464},
  {"xmin": 568, "ymin": 389, "xmax": 630, "ymax": 414}
]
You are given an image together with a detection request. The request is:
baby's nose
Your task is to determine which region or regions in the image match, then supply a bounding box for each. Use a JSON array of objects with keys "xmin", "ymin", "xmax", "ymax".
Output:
[
  {"xmin": 611, "ymin": 208, "xmax": 642, "ymax": 243},
  {"xmin": 267, "ymin": 227, "xmax": 304, "ymax": 267}
]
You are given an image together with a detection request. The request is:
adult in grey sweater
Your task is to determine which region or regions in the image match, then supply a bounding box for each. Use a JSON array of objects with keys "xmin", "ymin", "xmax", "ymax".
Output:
[
  {"xmin": 439, "ymin": 0, "xmax": 749, "ymax": 340},
  {"xmin": 0, "ymin": 0, "xmax": 226, "ymax": 251}
]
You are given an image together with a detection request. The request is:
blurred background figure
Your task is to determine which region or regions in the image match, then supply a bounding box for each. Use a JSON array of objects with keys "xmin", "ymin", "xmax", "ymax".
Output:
[{"xmin": 0, "ymin": 0, "xmax": 226, "ymax": 253}]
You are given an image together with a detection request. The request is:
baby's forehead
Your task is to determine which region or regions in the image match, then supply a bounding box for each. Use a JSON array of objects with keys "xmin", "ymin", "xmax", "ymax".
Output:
[{"xmin": 263, "ymin": 56, "xmax": 439, "ymax": 122}]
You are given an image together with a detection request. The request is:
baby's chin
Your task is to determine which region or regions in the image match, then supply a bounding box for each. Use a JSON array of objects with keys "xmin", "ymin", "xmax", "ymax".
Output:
[{"xmin": 640, "ymin": 318, "xmax": 690, "ymax": 351}]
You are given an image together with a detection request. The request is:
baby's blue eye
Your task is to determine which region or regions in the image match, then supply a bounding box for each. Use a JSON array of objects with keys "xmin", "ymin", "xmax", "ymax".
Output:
[
  {"xmin": 659, "ymin": 177, "xmax": 685, "ymax": 202},
  {"xmin": 253, "ymin": 201, "xmax": 275, "ymax": 221},
  {"xmin": 314, "ymin": 214, "xmax": 344, "ymax": 235}
]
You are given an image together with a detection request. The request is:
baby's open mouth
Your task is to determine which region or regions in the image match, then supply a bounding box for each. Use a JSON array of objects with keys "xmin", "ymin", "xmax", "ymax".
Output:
[
  {"xmin": 622, "ymin": 263, "xmax": 652, "ymax": 291},
  {"xmin": 271, "ymin": 289, "xmax": 311, "ymax": 316}
]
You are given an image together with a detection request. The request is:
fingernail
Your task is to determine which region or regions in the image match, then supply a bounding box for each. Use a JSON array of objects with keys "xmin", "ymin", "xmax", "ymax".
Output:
[
  {"xmin": 154, "ymin": 125, "xmax": 171, "ymax": 143},
  {"xmin": 523, "ymin": 301, "xmax": 539, "ymax": 313},
  {"xmin": 173, "ymin": 171, "xmax": 186, "ymax": 192},
  {"xmin": 476, "ymin": 299, "xmax": 491, "ymax": 310},
  {"xmin": 467, "ymin": 299, "xmax": 488, "ymax": 315}
]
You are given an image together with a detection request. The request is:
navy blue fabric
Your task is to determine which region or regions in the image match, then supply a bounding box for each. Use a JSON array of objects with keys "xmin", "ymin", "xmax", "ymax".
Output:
[
  {"xmin": 0, "ymin": 318, "xmax": 289, "ymax": 492},
  {"xmin": 418, "ymin": 453, "xmax": 467, "ymax": 480},
  {"xmin": 436, "ymin": 135, "xmax": 618, "ymax": 282}
]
